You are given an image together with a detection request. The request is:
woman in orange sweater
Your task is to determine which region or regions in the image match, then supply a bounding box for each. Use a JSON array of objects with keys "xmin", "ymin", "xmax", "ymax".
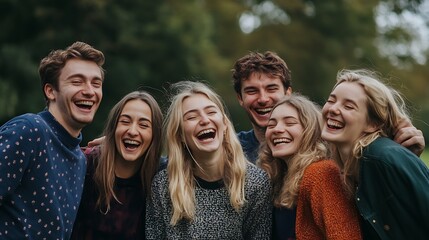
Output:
[{"xmin": 259, "ymin": 93, "xmax": 362, "ymax": 240}]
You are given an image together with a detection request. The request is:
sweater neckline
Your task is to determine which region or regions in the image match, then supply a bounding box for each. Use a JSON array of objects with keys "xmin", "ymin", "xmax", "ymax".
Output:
[
  {"xmin": 39, "ymin": 110, "xmax": 82, "ymax": 148},
  {"xmin": 194, "ymin": 176, "xmax": 224, "ymax": 190}
]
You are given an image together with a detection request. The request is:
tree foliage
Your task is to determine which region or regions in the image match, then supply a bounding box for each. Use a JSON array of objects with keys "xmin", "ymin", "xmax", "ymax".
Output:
[{"xmin": 0, "ymin": 0, "xmax": 427, "ymax": 144}]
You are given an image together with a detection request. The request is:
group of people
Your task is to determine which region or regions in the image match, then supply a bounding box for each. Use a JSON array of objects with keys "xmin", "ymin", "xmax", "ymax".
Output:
[{"xmin": 1, "ymin": 41, "xmax": 428, "ymax": 240}]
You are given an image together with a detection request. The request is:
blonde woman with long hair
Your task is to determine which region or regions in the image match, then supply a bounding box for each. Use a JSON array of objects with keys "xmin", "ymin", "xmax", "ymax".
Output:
[
  {"xmin": 72, "ymin": 91, "xmax": 163, "ymax": 239},
  {"xmin": 146, "ymin": 81, "xmax": 272, "ymax": 239},
  {"xmin": 259, "ymin": 94, "xmax": 361, "ymax": 239},
  {"xmin": 321, "ymin": 69, "xmax": 429, "ymax": 239}
]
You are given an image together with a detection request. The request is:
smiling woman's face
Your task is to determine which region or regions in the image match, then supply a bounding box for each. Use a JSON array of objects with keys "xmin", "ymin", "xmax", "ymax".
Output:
[
  {"xmin": 265, "ymin": 103, "xmax": 303, "ymax": 159},
  {"xmin": 321, "ymin": 81, "xmax": 372, "ymax": 149},
  {"xmin": 182, "ymin": 93, "xmax": 226, "ymax": 155},
  {"xmin": 115, "ymin": 99, "xmax": 153, "ymax": 163}
]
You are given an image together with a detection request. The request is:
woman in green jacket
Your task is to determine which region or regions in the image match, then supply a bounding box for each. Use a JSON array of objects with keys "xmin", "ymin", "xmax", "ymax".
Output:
[{"xmin": 321, "ymin": 69, "xmax": 429, "ymax": 239}]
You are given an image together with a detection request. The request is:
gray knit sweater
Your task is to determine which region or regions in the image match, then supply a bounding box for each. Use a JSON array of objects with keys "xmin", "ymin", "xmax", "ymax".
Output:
[{"xmin": 146, "ymin": 163, "xmax": 272, "ymax": 239}]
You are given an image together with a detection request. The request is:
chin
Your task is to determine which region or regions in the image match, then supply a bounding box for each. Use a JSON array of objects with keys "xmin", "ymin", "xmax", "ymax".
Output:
[{"xmin": 123, "ymin": 157, "xmax": 140, "ymax": 162}]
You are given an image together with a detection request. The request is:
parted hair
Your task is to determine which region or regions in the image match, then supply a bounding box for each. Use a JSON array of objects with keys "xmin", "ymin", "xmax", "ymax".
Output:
[
  {"xmin": 94, "ymin": 91, "xmax": 163, "ymax": 213},
  {"xmin": 330, "ymin": 69, "xmax": 410, "ymax": 195},
  {"xmin": 258, "ymin": 94, "xmax": 329, "ymax": 208},
  {"xmin": 38, "ymin": 41, "xmax": 105, "ymax": 105},
  {"xmin": 232, "ymin": 51, "xmax": 292, "ymax": 95},
  {"xmin": 164, "ymin": 81, "xmax": 248, "ymax": 225}
]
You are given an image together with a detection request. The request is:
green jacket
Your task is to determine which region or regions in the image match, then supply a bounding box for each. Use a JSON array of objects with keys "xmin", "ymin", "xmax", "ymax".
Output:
[{"xmin": 355, "ymin": 137, "xmax": 429, "ymax": 240}]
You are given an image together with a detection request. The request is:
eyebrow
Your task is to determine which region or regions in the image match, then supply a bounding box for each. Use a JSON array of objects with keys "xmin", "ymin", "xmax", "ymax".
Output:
[
  {"xmin": 119, "ymin": 114, "xmax": 151, "ymax": 122},
  {"xmin": 242, "ymin": 86, "xmax": 258, "ymax": 91},
  {"xmin": 66, "ymin": 73, "xmax": 103, "ymax": 81},
  {"xmin": 330, "ymin": 93, "xmax": 359, "ymax": 108},
  {"xmin": 266, "ymin": 83, "xmax": 280, "ymax": 88},
  {"xmin": 184, "ymin": 105, "xmax": 218, "ymax": 116}
]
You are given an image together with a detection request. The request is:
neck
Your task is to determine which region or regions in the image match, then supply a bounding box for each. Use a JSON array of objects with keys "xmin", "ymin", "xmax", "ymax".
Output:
[
  {"xmin": 192, "ymin": 149, "xmax": 224, "ymax": 182},
  {"xmin": 48, "ymin": 107, "xmax": 81, "ymax": 137},
  {"xmin": 115, "ymin": 158, "xmax": 141, "ymax": 179},
  {"xmin": 337, "ymin": 144, "xmax": 352, "ymax": 166},
  {"xmin": 252, "ymin": 124, "xmax": 265, "ymax": 144}
]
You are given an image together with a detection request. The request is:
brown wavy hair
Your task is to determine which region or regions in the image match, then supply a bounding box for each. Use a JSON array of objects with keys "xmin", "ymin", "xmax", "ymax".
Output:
[
  {"xmin": 94, "ymin": 91, "xmax": 163, "ymax": 213},
  {"xmin": 38, "ymin": 41, "xmax": 105, "ymax": 105},
  {"xmin": 232, "ymin": 51, "xmax": 291, "ymax": 95},
  {"xmin": 258, "ymin": 94, "xmax": 329, "ymax": 208}
]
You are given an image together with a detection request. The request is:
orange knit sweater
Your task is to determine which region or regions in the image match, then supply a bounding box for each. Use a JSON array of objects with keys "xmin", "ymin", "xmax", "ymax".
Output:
[{"xmin": 295, "ymin": 160, "xmax": 362, "ymax": 240}]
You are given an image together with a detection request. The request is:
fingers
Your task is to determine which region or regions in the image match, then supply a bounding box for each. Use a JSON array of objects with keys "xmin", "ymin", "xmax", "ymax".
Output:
[
  {"xmin": 394, "ymin": 126, "xmax": 425, "ymax": 157},
  {"xmin": 394, "ymin": 118, "xmax": 412, "ymax": 136},
  {"xmin": 87, "ymin": 136, "xmax": 106, "ymax": 147}
]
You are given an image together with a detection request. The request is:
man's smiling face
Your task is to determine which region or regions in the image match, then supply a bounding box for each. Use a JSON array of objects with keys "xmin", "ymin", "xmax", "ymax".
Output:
[{"xmin": 237, "ymin": 72, "xmax": 290, "ymax": 129}]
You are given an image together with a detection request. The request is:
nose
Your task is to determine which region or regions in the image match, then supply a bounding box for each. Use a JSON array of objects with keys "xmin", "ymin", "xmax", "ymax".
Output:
[
  {"xmin": 328, "ymin": 103, "xmax": 340, "ymax": 115},
  {"xmin": 273, "ymin": 123, "xmax": 285, "ymax": 133},
  {"xmin": 257, "ymin": 91, "xmax": 269, "ymax": 105},
  {"xmin": 82, "ymin": 81, "xmax": 96, "ymax": 96},
  {"xmin": 199, "ymin": 114, "xmax": 210, "ymax": 125},
  {"xmin": 127, "ymin": 123, "xmax": 139, "ymax": 136}
]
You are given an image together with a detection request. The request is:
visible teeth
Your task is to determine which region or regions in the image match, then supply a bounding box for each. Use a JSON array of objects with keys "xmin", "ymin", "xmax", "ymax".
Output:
[
  {"xmin": 327, "ymin": 119, "xmax": 343, "ymax": 128},
  {"xmin": 256, "ymin": 108, "xmax": 272, "ymax": 114},
  {"xmin": 197, "ymin": 129, "xmax": 215, "ymax": 137},
  {"xmin": 273, "ymin": 138, "xmax": 290, "ymax": 145},
  {"xmin": 75, "ymin": 101, "xmax": 94, "ymax": 106},
  {"xmin": 124, "ymin": 140, "xmax": 139, "ymax": 145}
]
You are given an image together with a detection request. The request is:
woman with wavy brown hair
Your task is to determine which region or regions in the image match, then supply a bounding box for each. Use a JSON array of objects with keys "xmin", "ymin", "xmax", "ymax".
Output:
[
  {"xmin": 321, "ymin": 69, "xmax": 429, "ymax": 239},
  {"xmin": 72, "ymin": 90, "xmax": 163, "ymax": 240},
  {"xmin": 259, "ymin": 93, "xmax": 362, "ymax": 240}
]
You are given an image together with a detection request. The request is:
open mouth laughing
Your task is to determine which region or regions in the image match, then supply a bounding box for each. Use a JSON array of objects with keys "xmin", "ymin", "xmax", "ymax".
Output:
[
  {"xmin": 197, "ymin": 128, "xmax": 216, "ymax": 141},
  {"xmin": 75, "ymin": 100, "xmax": 94, "ymax": 110},
  {"xmin": 326, "ymin": 119, "xmax": 344, "ymax": 129},
  {"xmin": 123, "ymin": 139, "xmax": 141, "ymax": 150},
  {"xmin": 255, "ymin": 107, "xmax": 272, "ymax": 115},
  {"xmin": 272, "ymin": 137, "xmax": 292, "ymax": 145}
]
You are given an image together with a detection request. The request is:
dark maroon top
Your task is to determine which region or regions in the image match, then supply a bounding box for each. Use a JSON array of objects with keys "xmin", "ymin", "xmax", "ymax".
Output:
[{"xmin": 71, "ymin": 147, "xmax": 146, "ymax": 240}]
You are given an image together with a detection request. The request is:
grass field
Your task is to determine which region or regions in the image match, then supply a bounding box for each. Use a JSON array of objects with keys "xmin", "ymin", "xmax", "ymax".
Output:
[{"xmin": 421, "ymin": 148, "xmax": 429, "ymax": 166}]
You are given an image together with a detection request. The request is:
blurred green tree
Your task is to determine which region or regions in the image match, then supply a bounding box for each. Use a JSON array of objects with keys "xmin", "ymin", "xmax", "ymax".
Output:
[{"xmin": 0, "ymin": 0, "xmax": 427, "ymax": 144}]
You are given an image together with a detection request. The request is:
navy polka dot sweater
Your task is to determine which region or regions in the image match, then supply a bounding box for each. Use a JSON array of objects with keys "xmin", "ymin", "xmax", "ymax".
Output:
[{"xmin": 0, "ymin": 110, "xmax": 86, "ymax": 240}]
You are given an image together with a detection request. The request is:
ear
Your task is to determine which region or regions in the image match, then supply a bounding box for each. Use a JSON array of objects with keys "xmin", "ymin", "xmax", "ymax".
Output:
[
  {"xmin": 44, "ymin": 83, "xmax": 56, "ymax": 101},
  {"xmin": 363, "ymin": 122, "xmax": 379, "ymax": 134},
  {"xmin": 236, "ymin": 93, "xmax": 244, "ymax": 107},
  {"xmin": 285, "ymin": 86, "xmax": 292, "ymax": 95}
]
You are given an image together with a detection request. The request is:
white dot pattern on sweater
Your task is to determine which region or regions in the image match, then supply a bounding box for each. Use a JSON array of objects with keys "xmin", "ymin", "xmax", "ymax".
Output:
[{"xmin": 0, "ymin": 111, "xmax": 86, "ymax": 239}]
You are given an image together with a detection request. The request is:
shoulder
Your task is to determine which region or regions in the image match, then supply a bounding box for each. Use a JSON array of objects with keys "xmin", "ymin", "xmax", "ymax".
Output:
[
  {"xmin": 151, "ymin": 168, "xmax": 169, "ymax": 197},
  {"xmin": 245, "ymin": 163, "xmax": 270, "ymax": 190},
  {"xmin": 153, "ymin": 168, "xmax": 168, "ymax": 185},
  {"xmin": 246, "ymin": 163, "xmax": 269, "ymax": 179},
  {"xmin": 363, "ymin": 137, "xmax": 424, "ymax": 168},
  {"xmin": 1, "ymin": 113, "xmax": 44, "ymax": 130},
  {"xmin": 364, "ymin": 137, "xmax": 399, "ymax": 154},
  {"xmin": 0, "ymin": 113, "xmax": 46, "ymax": 147},
  {"xmin": 158, "ymin": 156, "xmax": 168, "ymax": 171},
  {"xmin": 304, "ymin": 160, "xmax": 339, "ymax": 176},
  {"xmin": 364, "ymin": 137, "xmax": 409, "ymax": 157},
  {"xmin": 302, "ymin": 160, "xmax": 340, "ymax": 186},
  {"xmin": 237, "ymin": 129, "xmax": 257, "ymax": 143}
]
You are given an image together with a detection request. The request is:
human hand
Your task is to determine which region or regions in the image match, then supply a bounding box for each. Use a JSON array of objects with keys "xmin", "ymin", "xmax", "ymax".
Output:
[
  {"xmin": 393, "ymin": 119, "xmax": 425, "ymax": 157},
  {"xmin": 87, "ymin": 136, "xmax": 106, "ymax": 148}
]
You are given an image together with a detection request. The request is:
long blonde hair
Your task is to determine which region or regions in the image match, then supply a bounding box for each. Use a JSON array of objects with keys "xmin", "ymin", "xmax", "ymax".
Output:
[
  {"xmin": 329, "ymin": 69, "xmax": 410, "ymax": 195},
  {"xmin": 164, "ymin": 81, "xmax": 247, "ymax": 225},
  {"xmin": 93, "ymin": 91, "xmax": 163, "ymax": 213},
  {"xmin": 259, "ymin": 94, "xmax": 329, "ymax": 208}
]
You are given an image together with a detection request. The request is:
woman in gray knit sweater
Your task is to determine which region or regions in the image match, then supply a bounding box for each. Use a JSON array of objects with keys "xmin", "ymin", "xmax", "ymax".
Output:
[{"xmin": 146, "ymin": 81, "xmax": 272, "ymax": 239}]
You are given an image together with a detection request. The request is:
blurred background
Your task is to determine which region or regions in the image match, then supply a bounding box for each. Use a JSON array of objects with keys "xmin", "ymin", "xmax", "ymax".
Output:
[{"xmin": 1, "ymin": 0, "xmax": 428, "ymax": 163}]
